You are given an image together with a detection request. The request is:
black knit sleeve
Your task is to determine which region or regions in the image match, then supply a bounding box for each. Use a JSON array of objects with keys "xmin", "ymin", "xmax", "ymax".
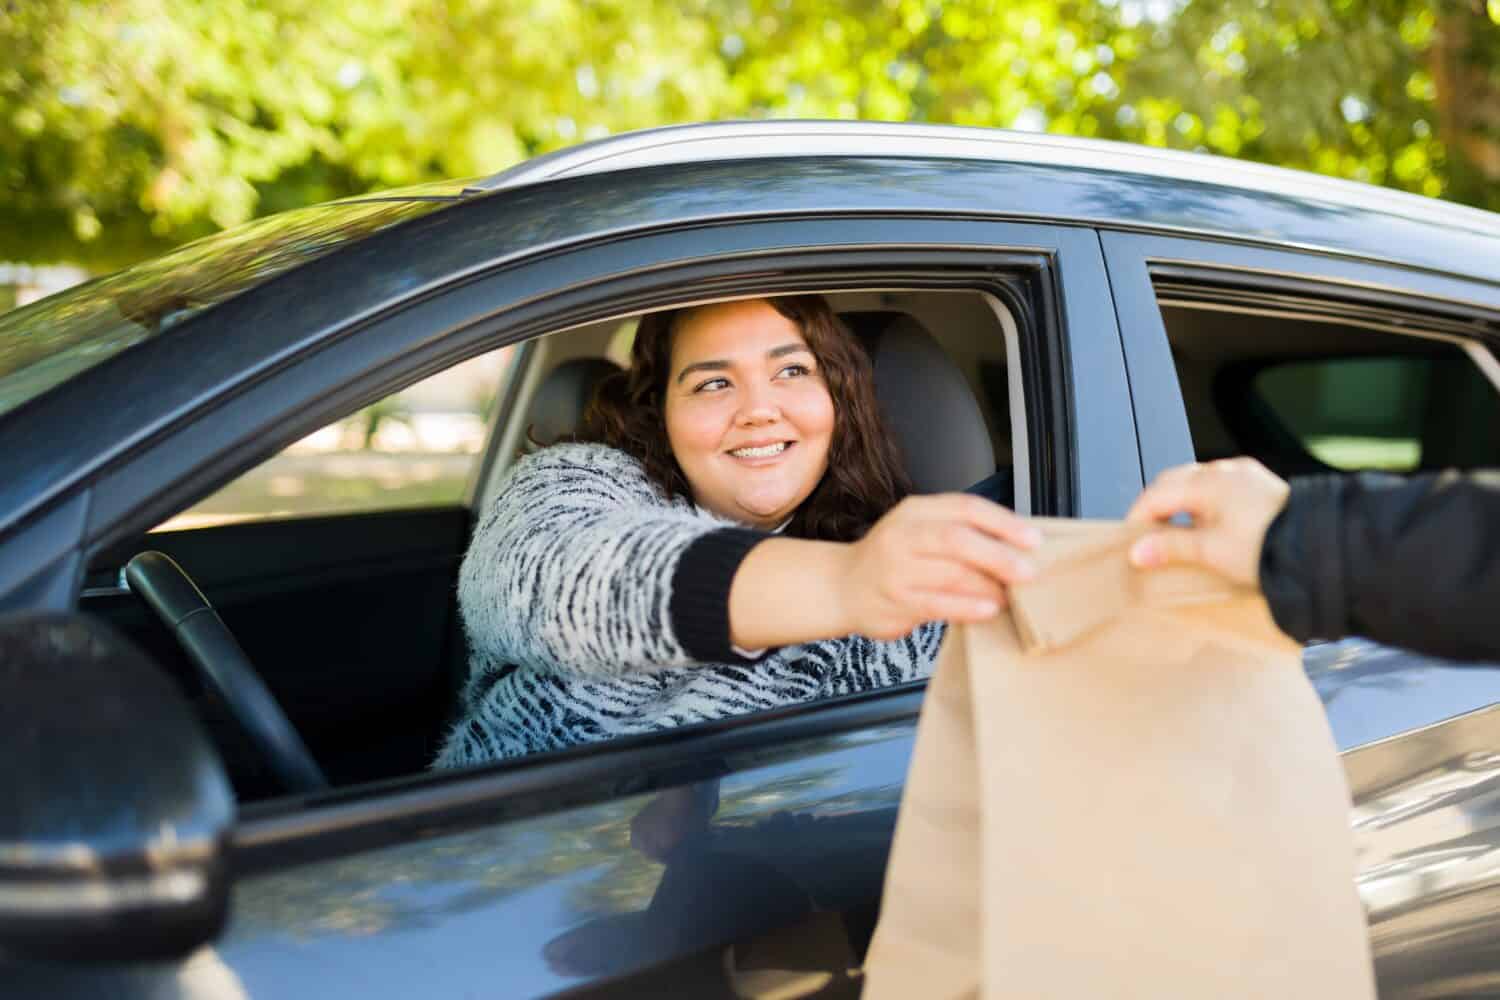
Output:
[
  {"xmin": 1260, "ymin": 470, "xmax": 1500, "ymax": 661},
  {"xmin": 669, "ymin": 527, "xmax": 772, "ymax": 663},
  {"xmin": 1259, "ymin": 475, "xmax": 1345, "ymax": 645}
]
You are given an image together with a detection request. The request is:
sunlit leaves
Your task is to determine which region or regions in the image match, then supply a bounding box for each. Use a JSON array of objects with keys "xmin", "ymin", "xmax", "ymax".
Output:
[{"xmin": 2, "ymin": 0, "xmax": 1498, "ymax": 269}]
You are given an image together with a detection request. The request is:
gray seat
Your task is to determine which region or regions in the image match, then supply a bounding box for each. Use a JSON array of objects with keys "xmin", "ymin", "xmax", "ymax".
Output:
[
  {"xmin": 864, "ymin": 315, "xmax": 997, "ymax": 494},
  {"xmin": 524, "ymin": 357, "xmax": 624, "ymax": 446}
]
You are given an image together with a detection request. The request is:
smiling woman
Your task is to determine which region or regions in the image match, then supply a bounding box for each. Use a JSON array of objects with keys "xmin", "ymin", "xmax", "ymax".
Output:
[
  {"xmin": 590, "ymin": 296, "xmax": 903, "ymax": 539},
  {"xmin": 664, "ymin": 300, "xmax": 839, "ymax": 531},
  {"xmin": 435, "ymin": 294, "xmax": 1041, "ymax": 767}
]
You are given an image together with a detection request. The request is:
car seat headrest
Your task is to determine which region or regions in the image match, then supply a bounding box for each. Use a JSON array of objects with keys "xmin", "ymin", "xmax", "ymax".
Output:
[
  {"xmin": 526, "ymin": 357, "xmax": 624, "ymax": 446},
  {"xmin": 866, "ymin": 315, "xmax": 996, "ymax": 493}
]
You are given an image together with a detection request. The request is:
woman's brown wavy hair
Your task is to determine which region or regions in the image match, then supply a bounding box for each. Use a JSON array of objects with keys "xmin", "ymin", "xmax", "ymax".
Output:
[{"xmin": 579, "ymin": 295, "xmax": 910, "ymax": 542}]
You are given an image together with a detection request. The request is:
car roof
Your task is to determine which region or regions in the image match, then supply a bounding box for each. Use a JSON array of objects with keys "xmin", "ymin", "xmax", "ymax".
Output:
[{"xmin": 469, "ymin": 120, "xmax": 1500, "ymax": 242}]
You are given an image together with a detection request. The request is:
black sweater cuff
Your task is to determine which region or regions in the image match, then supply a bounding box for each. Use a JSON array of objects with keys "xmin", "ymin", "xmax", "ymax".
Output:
[
  {"xmin": 1259, "ymin": 475, "xmax": 1346, "ymax": 644},
  {"xmin": 670, "ymin": 527, "xmax": 773, "ymax": 663}
]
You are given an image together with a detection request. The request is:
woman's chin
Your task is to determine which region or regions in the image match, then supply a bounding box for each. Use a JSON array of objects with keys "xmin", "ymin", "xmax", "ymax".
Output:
[{"xmin": 732, "ymin": 493, "xmax": 801, "ymax": 526}]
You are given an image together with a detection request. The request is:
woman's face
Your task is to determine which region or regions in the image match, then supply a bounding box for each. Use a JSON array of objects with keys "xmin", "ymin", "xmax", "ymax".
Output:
[{"xmin": 664, "ymin": 299, "xmax": 836, "ymax": 530}]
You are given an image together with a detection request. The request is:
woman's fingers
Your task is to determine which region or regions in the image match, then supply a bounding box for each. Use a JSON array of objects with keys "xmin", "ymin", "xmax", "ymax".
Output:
[
  {"xmin": 918, "ymin": 523, "xmax": 1038, "ymax": 585},
  {"xmin": 852, "ymin": 493, "xmax": 1048, "ymax": 636},
  {"xmin": 907, "ymin": 590, "xmax": 1004, "ymax": 626},
  {"xmin": 913, "ymin": 493, "xmax": 1042, "ymax": 550},
  {"xmin": 913, "ymin": 557, "xmax": 1008, "ymax": 603},
  {"xmin": 965, "ymin": 495, "xmax": 1043, "ymax": 549}
]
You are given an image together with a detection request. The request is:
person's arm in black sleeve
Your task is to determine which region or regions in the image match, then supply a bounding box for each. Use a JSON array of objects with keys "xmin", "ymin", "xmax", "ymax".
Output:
[{"xmin": 1259, "ymin": 470, "xmax": 1500, "ymax": 661}]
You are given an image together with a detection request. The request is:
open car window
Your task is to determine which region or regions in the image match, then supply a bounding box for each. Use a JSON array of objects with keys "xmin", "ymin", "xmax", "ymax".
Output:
[{"xmin": 103, "ymin": 285, "xmax": 1034, "ymax": 804}]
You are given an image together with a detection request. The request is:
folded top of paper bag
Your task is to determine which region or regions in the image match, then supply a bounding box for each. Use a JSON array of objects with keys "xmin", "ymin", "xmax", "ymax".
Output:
[{"xmin": 1007, "ymin": 518, "xmax": 1251, "ymax": 654}]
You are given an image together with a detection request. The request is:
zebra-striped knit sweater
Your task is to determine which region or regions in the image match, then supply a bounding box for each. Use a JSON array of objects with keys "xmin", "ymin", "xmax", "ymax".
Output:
[{"xmin": 434, "ymin": 442, "xmax": 943, "ymax": 767}]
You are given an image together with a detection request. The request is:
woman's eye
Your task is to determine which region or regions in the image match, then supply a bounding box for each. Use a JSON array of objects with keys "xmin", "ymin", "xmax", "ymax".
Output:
[
  {"xmin": 694, "ymin": 377, "xmax": 730, "ymax": 393},
  {"xmin": 778, "ymin": 363, "xmax": 812, "ymax": 378}
]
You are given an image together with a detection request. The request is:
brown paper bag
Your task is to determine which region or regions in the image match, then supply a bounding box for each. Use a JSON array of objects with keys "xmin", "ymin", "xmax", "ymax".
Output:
[{"xmin": 863, "ymin": 519, "xmax": 1374, "ymax": 999}]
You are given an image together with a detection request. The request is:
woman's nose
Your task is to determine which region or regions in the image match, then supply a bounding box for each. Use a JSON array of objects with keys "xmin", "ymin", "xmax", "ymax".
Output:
[{"xmin": 735, "ymin": 385, "xmax": 780, "ymax": 425}]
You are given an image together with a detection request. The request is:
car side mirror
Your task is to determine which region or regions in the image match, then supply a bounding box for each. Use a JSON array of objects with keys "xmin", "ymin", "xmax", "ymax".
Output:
[{"xmin": 0, "ymin": 612, "xmax": 235, "ymax": 961}]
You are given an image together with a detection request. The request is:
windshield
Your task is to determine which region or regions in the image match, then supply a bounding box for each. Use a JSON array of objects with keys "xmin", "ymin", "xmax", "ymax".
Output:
[{"xmin": 0, "ymin": 197, "xmax": 448, "ymax": 420}]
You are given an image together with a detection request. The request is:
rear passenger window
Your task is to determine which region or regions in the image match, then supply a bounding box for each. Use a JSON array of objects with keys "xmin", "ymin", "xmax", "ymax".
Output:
[
  {"xmin": 1149, "ymin": 277, "xmax": 1500, "ymax": 750},
  {"xmin": 1154, "ymin": 288, "xmax": 1500, "ymax": 477},
  {"xmin": 1250, "ymin": 354, "xmax": 1500, "ymax": 472}
]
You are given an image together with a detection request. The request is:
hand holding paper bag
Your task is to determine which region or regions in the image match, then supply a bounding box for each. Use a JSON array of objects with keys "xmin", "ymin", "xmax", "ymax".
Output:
[{"xmin": 863, "ymin": 519, "xmax": 1373, "ymax": 1000}]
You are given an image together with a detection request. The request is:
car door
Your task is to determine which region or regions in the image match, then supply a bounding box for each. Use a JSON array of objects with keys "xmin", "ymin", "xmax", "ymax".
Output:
[
  {"xmin": 3, "ymin": 212, "xmax": 1137, "ymax": 998},
  {"xmin": 213, "ymin": 220, "xmax": 1135, "ymax": 1000},
  {"xmin": 1103, "ymin": 229, "xmax": 1500, "ymax": 998}
]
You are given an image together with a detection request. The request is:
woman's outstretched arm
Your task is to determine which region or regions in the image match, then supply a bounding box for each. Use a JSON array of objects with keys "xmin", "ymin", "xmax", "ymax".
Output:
[
  {"xmin": 465, "ymin": 444, "xmax": 1041, "ymax": 677},
  {"xmin": 727, "ymin": 493, "xmax": 1041, "ymax": 650}
]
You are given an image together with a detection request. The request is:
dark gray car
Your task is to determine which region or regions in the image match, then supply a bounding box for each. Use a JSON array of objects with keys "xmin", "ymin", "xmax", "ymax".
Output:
[{"xmin": 3, "ymin": 122, "xmax": 1500, "ymax": 998}]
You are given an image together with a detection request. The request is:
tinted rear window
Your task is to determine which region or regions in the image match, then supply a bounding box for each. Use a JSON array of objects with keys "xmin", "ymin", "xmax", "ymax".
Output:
[
  {"xmin": 1251, "ymin": 352, "xmax": 1500, "ymax": 471},
  {"xmin": 0, "ymin": 198, "xmax": 447, "ymax": 420}
]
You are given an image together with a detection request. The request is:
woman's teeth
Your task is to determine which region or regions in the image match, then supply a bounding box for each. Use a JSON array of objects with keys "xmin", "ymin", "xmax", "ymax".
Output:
[{"xmin": 731, "ymin": 442, "xmax": 788, "ymax": 458}]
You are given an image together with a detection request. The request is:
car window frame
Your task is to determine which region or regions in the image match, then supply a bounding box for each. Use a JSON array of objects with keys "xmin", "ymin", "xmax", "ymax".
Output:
[
  {"xmin": 1102, "ymin": 227, "xmax": 1500, "ymax": 754},
  {"xmin": 224, "ymin": 255, "xmax": 1088, "ymax": 863},
  {"xmin": 1100, "ymin": 229, "xmax": 1500, "ymax": 484},
  {"xmin": 77, "ymin": 217, "xmax": 1133, "ymax": 560},
  {"xmin": 46, "ymin": 217, "xmax": 1127, "ymax": 866}
]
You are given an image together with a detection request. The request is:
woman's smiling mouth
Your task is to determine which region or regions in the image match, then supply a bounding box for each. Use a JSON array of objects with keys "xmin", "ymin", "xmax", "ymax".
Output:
[{"xmin": 728, "ymin": 441, "xmax": 792, "ymax": 460}]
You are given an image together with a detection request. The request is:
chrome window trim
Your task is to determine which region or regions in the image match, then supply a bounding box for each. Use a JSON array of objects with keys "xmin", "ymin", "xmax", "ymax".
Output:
[{"xmin": 470, "ymin": 120, "xmax": 1498, "ymax": 238}]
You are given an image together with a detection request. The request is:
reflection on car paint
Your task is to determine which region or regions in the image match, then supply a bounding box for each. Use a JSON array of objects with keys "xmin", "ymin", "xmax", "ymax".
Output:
[
  {"xmin": 1306, "ymin": 638, "xmax": 1500, "ymax": 752},
  {"xmin": 1336, "ymin": 697, "xmax": 1500, "ymax": 997},
  {"xmin": 210, "ymin": 727, "xmax": 910, "ymax": 998},
  {"xmin": 202, "ymin": 648, "xmax": 1500, "ymax": 999}
]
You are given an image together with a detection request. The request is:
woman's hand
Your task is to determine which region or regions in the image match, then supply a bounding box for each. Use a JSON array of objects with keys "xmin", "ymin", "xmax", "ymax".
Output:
[
  {"xmin": 836, "ymin": 495, "xmax": 1041, "ymax": 640},
  {"xmin": 728, "ymin": 495, "xmax": 1040, "ymax": 649},
  {"xmin": 1126, "ymin": 458, "xmax": 1290, "ymax": 587}
]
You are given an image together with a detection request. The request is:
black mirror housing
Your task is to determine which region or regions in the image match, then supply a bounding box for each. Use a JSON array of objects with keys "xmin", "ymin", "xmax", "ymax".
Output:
[{"xmin": 0, "ymin": 613, "xmax": 235, "ymax": 961}]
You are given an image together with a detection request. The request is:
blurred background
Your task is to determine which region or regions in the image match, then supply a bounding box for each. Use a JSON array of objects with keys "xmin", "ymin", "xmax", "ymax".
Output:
[
  {"xmin": 5, "ymin": 0, "xmax": 1500, "ymax": 279},
  {"xmin": 3, "ymin": 0, "xmax": 1497, "ymax": 524}
]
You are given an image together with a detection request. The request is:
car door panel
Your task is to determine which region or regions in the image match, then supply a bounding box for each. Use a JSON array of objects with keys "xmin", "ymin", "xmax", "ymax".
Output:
[
  {"xmin": 0, "ymin": 717, "xmax": 911, "ymax": 999},
  {"xmin": 215, "ymin": 723, "xmax": 914, "ymax": 999},
  {"xmin": 1342, "ymin": 700, "xmax": 1500, "ymax": 996}
]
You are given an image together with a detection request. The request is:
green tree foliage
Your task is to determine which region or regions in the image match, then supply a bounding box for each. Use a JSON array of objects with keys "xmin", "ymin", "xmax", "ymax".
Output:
[
  {"xmin": 1121, "ymin": 0, "xmax": 1500, "ymax": 208},
  {"xmin": 2, "ymin": 0, "xmax": 1498, "ymax": 269},
  {"xmin": 0, "ymin": 0, "xmax": 729, "ymax": 267}
]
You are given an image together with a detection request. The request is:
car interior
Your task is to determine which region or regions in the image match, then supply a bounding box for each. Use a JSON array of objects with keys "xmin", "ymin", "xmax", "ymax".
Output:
[
  {"xmin": 80, "ymin": 289, "xmax": 1028, "ymax": 803},
  {"xmin": 1157, "ymin": 286, "xmax": 1500, "ymax": 476},
  {"xmin": 76, "ymin": 278, "xmax": 1500, "ymax": 806}
]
